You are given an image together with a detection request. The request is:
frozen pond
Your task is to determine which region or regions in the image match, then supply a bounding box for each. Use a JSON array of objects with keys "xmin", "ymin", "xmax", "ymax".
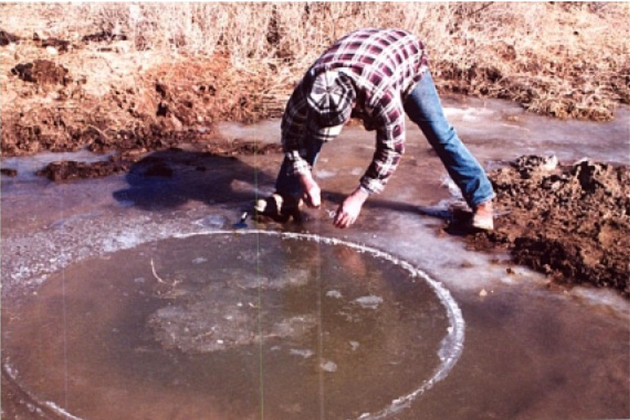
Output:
[
  {"xmin": 2, "ymin": 231, "xmax": 464, "ymax": 420},
  {"xmin": 2, "ymin": 95, "xmax": 629, "ymax": 419}
]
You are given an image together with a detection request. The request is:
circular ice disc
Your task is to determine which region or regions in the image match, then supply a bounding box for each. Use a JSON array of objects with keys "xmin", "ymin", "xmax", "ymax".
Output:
[{"xmin": 2, "ymin": 231, "xmax": 464, "ymax": 420}]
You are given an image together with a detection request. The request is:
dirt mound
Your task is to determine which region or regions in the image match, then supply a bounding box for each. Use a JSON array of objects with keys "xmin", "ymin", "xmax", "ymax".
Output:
[
  {"xmin": 465, "ymin": 155, "xmax": 630, "ymax": 296},
  {"xmin": 36, "ymin": 158, "xmax": 130, "ymax": 182},
  {"xmin": 0, "ymin": 168, "xmax": 17, "ymax": 177},
  {"xmin": 32, "ymin": 140, "xmax": 282, "ymax": 182},
  {"xmin": 32, "ymin": 33, "xmax": 73, "ymax": 53},
  {"xmin": 0, "ymin": 29, "xmax": 19, "ymax": 46},
  {"xmin": 81, "ymin": 31, "xmax": 128, "ymax": 43},
  {"xmin": 10, "ymin": 59, "xmax": 70, "ymax": 85},
  {"xmin": 1, "ymin": 44, "xmax": 280, "ymax": 159}
]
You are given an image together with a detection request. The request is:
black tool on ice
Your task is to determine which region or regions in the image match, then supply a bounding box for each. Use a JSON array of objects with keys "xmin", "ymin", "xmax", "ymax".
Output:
[{"xmin": 233, "ymin": 212, "xmax": 248, "ymax": 229}]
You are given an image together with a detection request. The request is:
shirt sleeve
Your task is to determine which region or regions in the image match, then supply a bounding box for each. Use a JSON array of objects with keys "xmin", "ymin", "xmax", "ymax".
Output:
[
  {"xmin": 280, "ymin": 80, "xmax": 312, "ymax": 175},
  {"xmin": 359, "ymin": 99, "xmax": 406, "ymax": 194}
]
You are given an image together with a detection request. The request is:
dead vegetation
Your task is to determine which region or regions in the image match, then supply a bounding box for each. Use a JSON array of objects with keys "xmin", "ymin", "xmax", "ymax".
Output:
[{"xmin": 0, "ymin": 2, "xmax": 628, "ymax": 157}]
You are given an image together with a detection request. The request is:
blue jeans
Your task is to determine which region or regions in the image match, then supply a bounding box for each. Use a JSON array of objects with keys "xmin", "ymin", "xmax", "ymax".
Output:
[
  {"xmin": 403, "ymin": 71, "xmax": 495, "ymax": 207},
  {"xmin": 275, "ymin": 71, "xmax": 495, "ymax": 208}
]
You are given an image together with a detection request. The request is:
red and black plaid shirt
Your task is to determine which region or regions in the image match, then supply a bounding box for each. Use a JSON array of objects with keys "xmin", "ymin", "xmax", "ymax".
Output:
[{"xmin": 282, "ymin": 28, "xmax": 429, "ymax": 194}]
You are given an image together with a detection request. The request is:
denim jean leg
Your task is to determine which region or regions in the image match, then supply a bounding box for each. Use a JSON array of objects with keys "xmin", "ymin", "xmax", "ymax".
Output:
[
  {"xmin": 403, "ymin": 71, "xmax": 495, "ymax": 207},
  {"xmin": 275, "ymin": 138, "xmax": 324, "ymax": 198}
]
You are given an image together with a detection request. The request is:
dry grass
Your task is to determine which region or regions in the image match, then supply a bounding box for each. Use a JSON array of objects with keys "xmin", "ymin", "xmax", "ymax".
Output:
[{"xmin": 0, "ymin": 2, "xmax": 628, "ymax": 155}]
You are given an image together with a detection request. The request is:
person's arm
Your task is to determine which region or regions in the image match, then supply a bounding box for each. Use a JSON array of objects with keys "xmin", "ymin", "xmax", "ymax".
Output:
[
  {"xmin": 281, "ymin": 79, "xmax": 325, "ymax": 208},
  {"xmin": 281, "ymin": 80, "xmax": 311, "ymax": 176},
  {"xmin": 333, "ymin": 185, "xmax": 369, "ymax": 228},
  {"xmin": 333, "ymin": 102, "xmax": 405, "ymax": 228},
  {"xmin": 359, "ymin": 102, "xmax": 406, "ymax": 195},
  {"xmin": 298, "ymin": 170, "xmax": 321, "ymax": 208}
]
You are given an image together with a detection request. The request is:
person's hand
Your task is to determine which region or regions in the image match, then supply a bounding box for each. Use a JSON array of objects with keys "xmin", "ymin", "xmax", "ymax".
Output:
[
  {"xmin": 299, "ymin": 171, "xmax": 321, "ymax": 208},
  {"xmin": 334, "ymin": 187, "xmax": 369, "ymax": 229}
]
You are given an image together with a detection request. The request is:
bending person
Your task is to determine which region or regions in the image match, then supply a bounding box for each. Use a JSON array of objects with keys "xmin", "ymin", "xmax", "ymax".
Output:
[{"xmin": 256, "ymin": 28, "xmax": 495, "ymax": 230}]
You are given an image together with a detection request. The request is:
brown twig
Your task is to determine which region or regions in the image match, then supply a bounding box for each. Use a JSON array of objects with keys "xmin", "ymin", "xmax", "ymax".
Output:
[{"xmin": 150, "ymin": 258, "xmax": 168, "ymax": 284}]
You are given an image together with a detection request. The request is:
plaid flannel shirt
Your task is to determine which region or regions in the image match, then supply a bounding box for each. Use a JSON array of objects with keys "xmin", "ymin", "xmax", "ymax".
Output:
[{"xmin": 281, "ymin": 28, "xmax": 429, "ymax": 194}]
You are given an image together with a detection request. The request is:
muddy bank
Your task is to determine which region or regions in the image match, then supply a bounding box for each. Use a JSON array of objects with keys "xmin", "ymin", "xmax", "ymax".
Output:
[
  {"xmin": 1, "ymin": 37, "xmax": 283, "ymax": 180},
  {"xmin": 2, "ymin": 2, "xmax": 628, "ymax": 158},
  {"xmin": 463, "ymin": 155, "xmax": 629, "ymax": 296},
  {"xmin": 1, "ymin": 36, "xmax": 279, "ymax": 159},
  {"xmin": 29, "ymin": 140, "xmax": 281, "ymax": 182}
]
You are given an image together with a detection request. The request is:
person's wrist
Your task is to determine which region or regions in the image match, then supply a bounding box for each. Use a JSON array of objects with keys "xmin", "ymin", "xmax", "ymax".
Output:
[
  {"xmin": 353, "ymin": 185, "xmax": 370, "ymax": 201},
  {"xmin": 298, "ymin": 170, "xmax": 314, "ymax": 187}
]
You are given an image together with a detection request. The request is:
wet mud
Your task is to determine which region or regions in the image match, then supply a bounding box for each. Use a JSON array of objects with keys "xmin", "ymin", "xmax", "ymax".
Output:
[
  {"xmin": 462, "ymin": 155, "xmax": 630, "ymax": 296},
  {"xmin": 34, "ymin": 141, "xmax": 282, "ymax": 182},
  {"xmin": 35, "ymin": 157, "xmax": 130, "ymax": 182}
]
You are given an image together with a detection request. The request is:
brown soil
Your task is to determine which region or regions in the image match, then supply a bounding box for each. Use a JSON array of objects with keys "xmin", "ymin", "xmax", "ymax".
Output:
[
  {"xmin": 461, "ymin": 155, "xmax": 630, "ymax": 296},
  {"xmin": 34, "ymin": 141, "xmax": 282, "ymax": 182},
  {"xmin": 1, "ymin": 32, "xmax": 282, "ymax": 159},
  {"xmin": 10, "ymin": 59, "xmax": 70, "ymax": 85},
  {"xmin": 1, "ymin": 33, "xmax": 282, "ymax": 181},
  {"xmin": 0, "ymin": 29, "xmax": 19, "ymax": 46}
]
